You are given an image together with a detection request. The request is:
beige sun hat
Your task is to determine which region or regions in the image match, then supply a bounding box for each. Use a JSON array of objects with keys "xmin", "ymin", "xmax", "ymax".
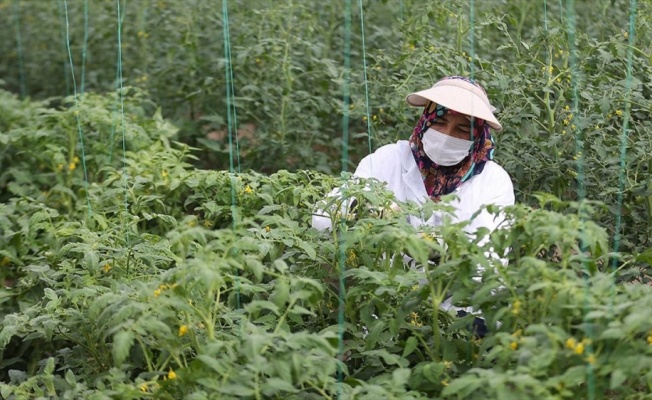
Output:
[{"xmin": 406, "ymin": 77, "xmax": 502, "ymax": 132}]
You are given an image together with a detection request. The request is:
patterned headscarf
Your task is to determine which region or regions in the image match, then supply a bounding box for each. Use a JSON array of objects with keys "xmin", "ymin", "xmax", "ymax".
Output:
[{"xmin": 408, "ymin": 81, "xmax": 495, "ymax": 202}]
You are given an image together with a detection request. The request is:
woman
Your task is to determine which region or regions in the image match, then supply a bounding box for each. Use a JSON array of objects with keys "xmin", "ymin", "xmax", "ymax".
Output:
[
  {"xmin": 313, "ymin": 75, "xmax": 514, "ymax": 233},
  {"xmin": 312, "ymin": 76, "xmax": 515, "ymax": 332}
]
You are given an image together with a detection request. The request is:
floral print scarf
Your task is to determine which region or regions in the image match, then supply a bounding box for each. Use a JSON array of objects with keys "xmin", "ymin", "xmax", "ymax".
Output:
[{"xmin": 408, "ymin": 100, "xmax": 495, "ymax": 202}]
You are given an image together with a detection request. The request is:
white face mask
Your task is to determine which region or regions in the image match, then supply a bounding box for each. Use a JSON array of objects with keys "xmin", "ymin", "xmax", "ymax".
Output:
[{"xmin": 421, "ymin": 128, "xmax": 473, "ymax": 166}]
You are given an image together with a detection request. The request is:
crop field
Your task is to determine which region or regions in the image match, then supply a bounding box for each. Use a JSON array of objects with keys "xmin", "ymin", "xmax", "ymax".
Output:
[{"xmin": 1, "ymin": 0, "xmax": 652, "ymax": 398}]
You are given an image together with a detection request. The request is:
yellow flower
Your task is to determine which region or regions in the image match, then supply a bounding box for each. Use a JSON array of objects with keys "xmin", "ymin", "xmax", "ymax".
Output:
[
  {"xmin": 564, "ymin": 105, "xmax": 570, "ymax": 111},
  {"xmin": 571, "ymin": 124, "xmax": 576, "ymax": 130},
  {"xmin": 556, "ymin": 77, "xmax": 561, "ymax": 83},
  {"xmin": 409, "ymin": 44, "xmax": 416, "ymax": 51},
  {"xmin": 646, "ymin": 335, "xmax": 652, "ymax": 345},
  {"xmin": 265, "ymin": 226, "xmax": 271, "ymax": 233},
  {"xmin": 509, "ymin": 341, "xmax": 519, "ymax": 350},
  {"xmin": 68, "ymin": 163, "xmax": 76, "ymax": 171},
  {"xmin": 203, "ymin": 220, "xmax": 213, "ymax": 228},
  {"xmin": 167, "ymin": 369, "xmax": 177, "ymax": 380},
  {"xmin": 409, "ymin": 312, "xmax": 423, "ymax": 327},
  {"xmin": 586, "ymin": 354, "xmax": 597, "ymax": 365},
  {"xmin": 73, "ymin": 156, "xmax": 80, "ymax": 163},
  {"xmin": 562, "ymin": 130, "xmax": 567, "ymax": 135},
  {"xmin": 623, "ymin": 31, "xmax": 629, "ymax": 39},
  {"xmin": 615, "ymin": 109, "xmax": 623, "ymax": 116},
  {"xmin": 574, "ymin": 343, "xmax": 585, "ymax": 355},
  {"xmin": 346, "ymin": 250, "xmax": 357, "ymax": 265},
  {"xmin": 443, "ymin": 360, "xmax": 453, "ymax": 369},
  {"xmin": 511, "ymin": 300, "xmax": 521, "ymax": 315},
  {"xmin": 441, "ymin": 378, "xmax": 449, "ymax": 386},
  {"xmin": 244, "ymin": 185, "xmax": 253, "ymax": 194},
  {"xmin": 103, "ymin": 263, "xmax": 111, "ymax": 273},
  {"xmin": 154, "ymin": 288, "xmax": 162, "ymax": 298},
  {"xmin": 140, "ymin": 383, "xmax": 148, "ymax": 392},
  {"xmin": 565, "ymin": 337, "xmax": 577, "ymax": 350},
  {"xmin": 161, "ymin": 170, "xmax": 168, "ymax": 178},
  {"xmin": 178, "ymin": 325, "xmax": 189, "ymax": 337}
]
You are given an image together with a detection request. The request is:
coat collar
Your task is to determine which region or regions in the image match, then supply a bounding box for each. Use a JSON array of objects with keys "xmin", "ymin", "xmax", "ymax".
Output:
[{"xmin": 398, "ymin": 141, "xmax": 428, "ymax": 202}]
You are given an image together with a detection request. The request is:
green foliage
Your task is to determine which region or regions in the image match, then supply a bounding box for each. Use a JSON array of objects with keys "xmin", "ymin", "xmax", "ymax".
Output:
[
  {"xmin": 1, "ymin": 0, "xmax": 650, "ymax": 256},
  {"xmin": 1, "ymin": 0, "xmax": 652, "ymax": 398},
  {"xmin": 1, "ymin": 89, "xmax": 652, "ymax": 399}
]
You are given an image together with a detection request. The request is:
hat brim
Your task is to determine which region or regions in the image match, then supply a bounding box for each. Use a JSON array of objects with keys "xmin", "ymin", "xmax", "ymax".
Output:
[{"xmin": 406, "ymin": 86, "xmax": 503, "ymax": 132}]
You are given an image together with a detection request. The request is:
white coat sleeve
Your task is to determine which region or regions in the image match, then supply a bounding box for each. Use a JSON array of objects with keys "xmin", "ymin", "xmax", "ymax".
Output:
[{"xmin": 466, "ymin": 165, "xmax": 515, "ymax": 235}]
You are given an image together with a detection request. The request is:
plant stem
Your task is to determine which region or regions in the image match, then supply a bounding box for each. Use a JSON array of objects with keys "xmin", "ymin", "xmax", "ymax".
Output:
[{"xmin": 135, "ymin": 335, "xmax": 155, "ymax": 372}]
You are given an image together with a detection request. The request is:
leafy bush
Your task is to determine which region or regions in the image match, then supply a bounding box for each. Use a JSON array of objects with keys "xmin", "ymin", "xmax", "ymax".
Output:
[
  {"xmin": 1, "ymin": 0, "xmax": 650, "ymax": 256},
  {"xmin": 1, "ymin": 90, "xmax": 652, "ymax": 399},
  {"xmin": 1, "ymin": 0, "xmax": 652, "ymax": 398}
]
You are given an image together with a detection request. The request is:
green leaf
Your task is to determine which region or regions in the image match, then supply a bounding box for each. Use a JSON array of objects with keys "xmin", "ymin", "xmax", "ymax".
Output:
[
  {"xmin": 442, "ymin": 374, "xmax": 482, "ymax": 396},
  {"xmin": 270, "ymin": 279, "xmax": 290, "ymax": 308},
  {"xmin": 296, "ymin": 239, "xmax": 316, "ymax": 260},
  {"xmin": 259, "ymin": 205, "xmax": 283, "ymax": 215},
  {"xmin": 44, "ymin": 357, "xmax": 55, "ymax": 374},
  {"xmin": 561, "ymin": 365, "xmax": 587, "ymax": 386},
  {"xmin": 402, "ymin": 336, "xmax": 418, "ymax": 358},
  {"xmin": 219, "ymin": 384, "xmax": 256, "ymax": 396},
  {"xmin": 392, "ymin": 368, "xmax": 411, "ymax": 387},
  {"xmin": 262, "ymin": 377, "xmax": 298, "ymax": 395},
  {"xmin": 112, "ymin": 330, "xmax": 134, "ymax": 367},
  {"xmin": 610, "ymin": 369, "xmax": 627, "ymax": 389},
  {"xmin": 423, "ymin": 362, "xmax": 445, "ymax": 384},
  {"xmin": 1, "ymin": 384, "xmax": 13, "ymax": 399},
  {"xmin": 361, "ymin": 349, "xmax": 408, "ymax": 368},
  {"xmin": 245, "ymin": 300, "xmax": 281, "ymax": 316},
  {"xmin": 65, "ymin": 369, "xmax": 76, "ymax": 385},
  {"xmin": 196, "ymin": 355, "xmax": 226, "ymax": 374}
]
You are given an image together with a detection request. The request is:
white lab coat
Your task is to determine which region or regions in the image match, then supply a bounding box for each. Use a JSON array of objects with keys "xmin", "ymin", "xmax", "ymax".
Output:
[{"xmin": 312, "ymin": 140, "xmax": 515, "ymax": 233}]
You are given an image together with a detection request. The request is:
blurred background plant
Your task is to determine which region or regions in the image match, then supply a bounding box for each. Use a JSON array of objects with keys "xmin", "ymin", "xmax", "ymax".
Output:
[{"xmin": 1, "ymin": 0, "xmax": 650, "ymax": 255}]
